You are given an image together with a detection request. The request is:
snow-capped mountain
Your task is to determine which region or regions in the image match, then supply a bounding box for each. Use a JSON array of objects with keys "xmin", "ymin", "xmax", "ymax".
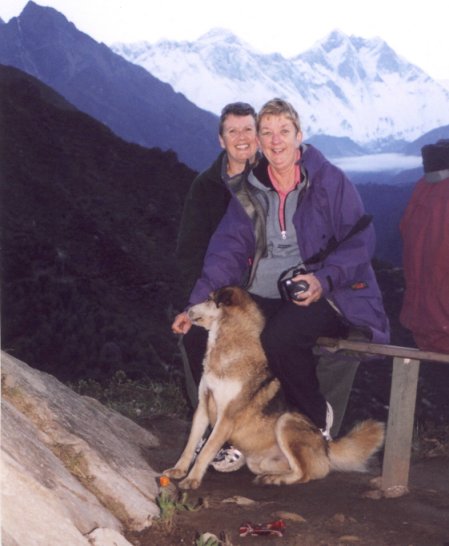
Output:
[{"xmin": 112, "ymin": 29, "xmax": 449, "ymax": 147}]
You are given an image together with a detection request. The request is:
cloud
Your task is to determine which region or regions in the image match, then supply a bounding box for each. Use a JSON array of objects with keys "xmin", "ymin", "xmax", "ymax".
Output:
[{"xmin": 333, "ymin": 153, "xmax": 422, "ymax": 172}]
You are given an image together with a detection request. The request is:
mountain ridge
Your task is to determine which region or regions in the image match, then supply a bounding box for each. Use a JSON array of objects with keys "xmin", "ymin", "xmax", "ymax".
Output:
[
  {"xmin": 0, "ymin": 1, "xmax": 220, "ymax": 171},
  {"xmin": 112, "ymin": 28, "xmax": 449, "ymax": 148}
]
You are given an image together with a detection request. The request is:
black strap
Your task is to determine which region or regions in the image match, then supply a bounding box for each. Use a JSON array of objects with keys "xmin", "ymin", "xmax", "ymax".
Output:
[
  {"xmin": 277, "ymin": 214, "xmax": 373, "ymax": 297},
  {"xmin": 303, "ymin": 214, "xmax": 373, "ymax": 266}
]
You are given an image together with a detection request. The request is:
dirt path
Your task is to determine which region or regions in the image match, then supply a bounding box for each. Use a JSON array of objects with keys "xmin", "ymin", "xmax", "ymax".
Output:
[{"xmin": 127, "ymin": 416, "xmax": 449, "ymax": 546}]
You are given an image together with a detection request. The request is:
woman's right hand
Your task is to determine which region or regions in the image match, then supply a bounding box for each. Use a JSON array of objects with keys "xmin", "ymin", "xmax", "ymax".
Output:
[
  {"xmin": 171, "ymin": 312, "xmax": 192, "ymax": 335},
  {"xmin": 291, "ymin": 273, "xmax": 323, "ymax": 306}
]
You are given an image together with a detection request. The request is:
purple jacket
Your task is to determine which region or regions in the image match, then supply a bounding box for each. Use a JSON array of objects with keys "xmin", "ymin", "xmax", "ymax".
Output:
[{"xmin": 189, "ymin": 145, "xmax": 390, "ymax": 343}]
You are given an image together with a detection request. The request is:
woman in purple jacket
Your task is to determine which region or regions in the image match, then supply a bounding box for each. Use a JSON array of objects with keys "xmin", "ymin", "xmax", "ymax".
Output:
[{"xmin": 173, "ymin": 98, "xmax": 389, "ymax": 439}]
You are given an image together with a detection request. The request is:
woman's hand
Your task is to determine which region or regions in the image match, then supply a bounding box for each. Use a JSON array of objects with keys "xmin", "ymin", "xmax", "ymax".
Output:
[
  {"xmin": 171, "ymin": 311, "xmax": 192, "ymax": 334},
  {"xmin": 291, "ymin": 273, "xmax": 323, "ymax": 306}
]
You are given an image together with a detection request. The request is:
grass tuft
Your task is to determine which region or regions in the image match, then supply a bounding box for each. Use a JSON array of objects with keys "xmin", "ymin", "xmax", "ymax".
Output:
[{"xmin": 67, "ymin": 370, "xmax": 190, "ymax": 420}]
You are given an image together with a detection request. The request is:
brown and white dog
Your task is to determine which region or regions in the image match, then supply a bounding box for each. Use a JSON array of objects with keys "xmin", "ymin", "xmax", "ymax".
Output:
[{"xmin": 164, "ymin": 286, "xmax": 384, "ymax": 490}]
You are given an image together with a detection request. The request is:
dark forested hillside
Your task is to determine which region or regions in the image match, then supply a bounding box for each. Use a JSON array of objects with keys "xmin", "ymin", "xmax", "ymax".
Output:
[
  {"xmin": 357, "ymin": 182, "xmax": 416, "ymax": 265},
  {"xmin": 0, "ymin": 65, "xmax": 196, "ymax": 381},
  {"xmin": 0, "ymin": 1, "xmax": 220, "ymax": 171}
]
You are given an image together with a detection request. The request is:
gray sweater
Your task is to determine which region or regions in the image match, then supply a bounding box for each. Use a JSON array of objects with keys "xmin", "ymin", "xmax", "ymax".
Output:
[{"xmin": 247, "ymin": 171, "xmax": 305, "ymax": 298}]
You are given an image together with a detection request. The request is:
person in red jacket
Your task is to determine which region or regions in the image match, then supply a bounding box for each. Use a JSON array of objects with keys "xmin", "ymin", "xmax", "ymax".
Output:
[{"xmin": 400, "ymin": 139, "xmax": 449, "ymax": 353}]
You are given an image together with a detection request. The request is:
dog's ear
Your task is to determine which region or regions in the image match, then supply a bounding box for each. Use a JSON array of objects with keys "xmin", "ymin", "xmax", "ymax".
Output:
[{"xmin": 214, "ymin": 286, "xmax": 237, "ymax": 307}]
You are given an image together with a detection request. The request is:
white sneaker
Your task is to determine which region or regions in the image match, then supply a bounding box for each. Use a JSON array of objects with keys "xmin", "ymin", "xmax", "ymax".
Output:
[
  {"xmin": 194, "ymin": 436, "xmax": 207, "ymax": 456},
  {"xmin": 193, "ymin": 426, "xmax": 213, "ymax": 459},
  {"xmin": 210, "ymin": 446, "xmax": 246, "ymax": 472},
  {"xmin": 320, "ymin": 401, "xmax": 334, "ymax": 441}
]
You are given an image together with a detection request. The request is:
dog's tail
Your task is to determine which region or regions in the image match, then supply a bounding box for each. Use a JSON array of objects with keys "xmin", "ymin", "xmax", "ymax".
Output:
[{"xmin": 328, "ymin": 420, "xmax": 385, "ymax": 473}]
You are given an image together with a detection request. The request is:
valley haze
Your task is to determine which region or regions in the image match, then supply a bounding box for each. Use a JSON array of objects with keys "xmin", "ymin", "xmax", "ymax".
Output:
[{"xmin": 334, "ymin": 153, "xmax": 422, "ymax": 174}]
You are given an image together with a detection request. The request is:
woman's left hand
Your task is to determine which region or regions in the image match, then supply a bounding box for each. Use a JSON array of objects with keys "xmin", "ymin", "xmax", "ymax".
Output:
[{"xmin": 291, "ymin": 273, "xmax": 323, "ymax": 306}]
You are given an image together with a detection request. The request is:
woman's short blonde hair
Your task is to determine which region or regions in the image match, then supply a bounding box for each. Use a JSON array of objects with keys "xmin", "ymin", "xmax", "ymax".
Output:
[{"xmin": 257, "ymin": 98, "xmax": 301, "ymax": 134}]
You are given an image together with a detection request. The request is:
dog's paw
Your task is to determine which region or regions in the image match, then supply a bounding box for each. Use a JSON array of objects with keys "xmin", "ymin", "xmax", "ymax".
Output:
[
  {"xmin": 178, "ymin": 477, "xmax": 201, "ymax": 490},
  {"xmin": 162, "ymin": 467, "xmax": 187, "ymax": 480},
  {"xmin": 254, "ymin": 472, "xmax": 302, "ymax": 486},
  {"xmin": 254, "ymin": 473, "xmax": 284, "ymax": 485}
]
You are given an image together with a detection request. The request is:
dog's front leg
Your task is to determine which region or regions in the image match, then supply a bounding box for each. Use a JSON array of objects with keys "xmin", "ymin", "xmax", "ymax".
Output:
[
  {"xmin": 178, "ymin": 415, "xmax": 233, "ymax": 490},
  {"xmin": 163, "ymin": 391, "xmax": 209, "ymax": 480}
]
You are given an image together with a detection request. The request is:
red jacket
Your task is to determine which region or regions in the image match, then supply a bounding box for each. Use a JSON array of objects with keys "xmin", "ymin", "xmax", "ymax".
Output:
[{"xmin": 400, "ymin": 175, "xmax": 449, "ymax": 353}]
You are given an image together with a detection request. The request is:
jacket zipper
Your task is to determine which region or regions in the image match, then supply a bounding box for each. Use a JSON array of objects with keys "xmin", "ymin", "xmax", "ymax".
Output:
[
  {"xmin": 277, "ymin": 163, "xmax": 307, "ymax": 240},
  {"xmin": 279, "ymin": 190, "xmax": 294, "ymax": 240},
  {"xmin": 280, "ymin": 176, "xmax": 309, "ymax": 240}
]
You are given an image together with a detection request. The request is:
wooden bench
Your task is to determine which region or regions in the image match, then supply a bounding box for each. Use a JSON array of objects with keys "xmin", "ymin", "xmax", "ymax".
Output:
[{"xmin": 316, "ymin": 337, "xmax": 449, "ymax": 496}]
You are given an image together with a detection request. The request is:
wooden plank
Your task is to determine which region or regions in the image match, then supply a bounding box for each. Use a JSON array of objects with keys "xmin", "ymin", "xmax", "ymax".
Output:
[
  {"xmin": 317, "ymin": 337, "xmax": 449, "ymax": 364},
  {"xmin": 381, "ymin": 357, "xmax": 420, "ymax": 494},
  {"xmin": 314, "ymin": 338, "xmax": 448, "ymax": 494}
]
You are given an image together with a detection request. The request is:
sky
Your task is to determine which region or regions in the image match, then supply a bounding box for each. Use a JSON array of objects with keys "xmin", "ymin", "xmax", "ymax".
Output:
[{"xmin": 1, "ymin": 0, "xmax": 448, "ymax": 81}]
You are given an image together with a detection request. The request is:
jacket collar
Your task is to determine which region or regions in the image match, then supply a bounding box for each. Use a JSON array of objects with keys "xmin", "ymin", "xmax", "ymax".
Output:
[{"xmin": 251, "ymin": 144, "xmax": 310, "ymax": 190}]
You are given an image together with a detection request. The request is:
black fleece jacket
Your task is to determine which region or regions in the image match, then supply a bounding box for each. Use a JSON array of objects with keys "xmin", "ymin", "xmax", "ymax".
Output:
[{"xmin": 176, "ymin": 151, "xmax": 231, "ymax": 302}]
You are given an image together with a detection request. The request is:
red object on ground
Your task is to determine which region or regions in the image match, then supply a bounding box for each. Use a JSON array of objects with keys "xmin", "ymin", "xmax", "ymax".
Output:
[{"xmin": 239, "ymin": 519, "xmax": 286, "ymax": 537}]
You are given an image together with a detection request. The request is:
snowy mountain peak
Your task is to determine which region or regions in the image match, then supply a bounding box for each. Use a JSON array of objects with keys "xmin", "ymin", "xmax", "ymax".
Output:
[
  {"xmin": 197, "ymin": 27, "xmax": 243, "ymax": 45},
  {"xmin": 112, "ymin": 29, "xmax": 449, "ymax": 147},
  {"xmin": 320, "ymin": 29, "xmax": 350, "ymax": 52}
]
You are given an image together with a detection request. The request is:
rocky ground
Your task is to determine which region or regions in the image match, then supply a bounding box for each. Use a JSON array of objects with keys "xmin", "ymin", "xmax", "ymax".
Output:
[
  {"xmin": 103, "ymin": 341, "xmax": 449, "ymax": 546},
  {"xmin": 126, "ymin": 414, "xmax": 449, "ymax": 546},
  {"xmin": 130, "ymin": 355, "xmax": 449, "ymax": 546},
  {"xmin": 126, "ymin": 346, "xmax": 449, "ymax": 546}
]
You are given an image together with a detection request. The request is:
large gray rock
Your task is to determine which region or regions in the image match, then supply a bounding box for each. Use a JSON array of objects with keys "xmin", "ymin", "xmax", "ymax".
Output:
[{"xmin": 1, "ymin": 351, "xmax": 163, "ymax": 546}]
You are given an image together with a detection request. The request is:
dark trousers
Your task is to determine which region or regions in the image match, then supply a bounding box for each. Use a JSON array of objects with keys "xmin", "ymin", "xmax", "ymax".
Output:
[{"xmin": 252, "ymin": 295, "xmax": 348, "ymax": 429}]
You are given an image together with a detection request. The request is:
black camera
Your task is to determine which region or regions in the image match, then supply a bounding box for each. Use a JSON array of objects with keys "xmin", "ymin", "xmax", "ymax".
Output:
[{"xmin": 278, "ymin": 267, "xmax": 310, "ymax": 302}]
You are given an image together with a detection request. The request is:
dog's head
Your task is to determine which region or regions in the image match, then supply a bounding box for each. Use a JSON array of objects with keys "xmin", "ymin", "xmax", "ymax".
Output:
[{"xmin": 188, "ymin": 286, "xmax": 263, "ymax": 331}]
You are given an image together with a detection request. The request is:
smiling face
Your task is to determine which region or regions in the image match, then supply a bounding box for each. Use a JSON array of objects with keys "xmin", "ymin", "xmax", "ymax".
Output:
[
  {"xmin": 219, "ymin": 114, "xmax": 258, "ymax": 174},
  {"xmin": 257, "ymin": 114, "xmax": 302, "ymax": 173}
]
